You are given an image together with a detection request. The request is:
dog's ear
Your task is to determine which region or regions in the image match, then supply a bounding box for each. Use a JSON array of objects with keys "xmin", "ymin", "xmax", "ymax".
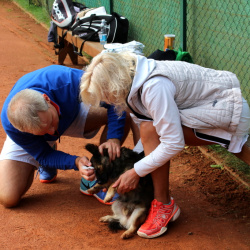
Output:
[{"xmin": 85, "ymin": 143, "xmax": 100, "ymax": 156}]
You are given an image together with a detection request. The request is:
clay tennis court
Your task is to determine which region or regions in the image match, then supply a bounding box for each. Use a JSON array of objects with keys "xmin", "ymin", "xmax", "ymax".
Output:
[{"xmin": 0, "ymin": 1, "xmax": 249, "ymax": 249}]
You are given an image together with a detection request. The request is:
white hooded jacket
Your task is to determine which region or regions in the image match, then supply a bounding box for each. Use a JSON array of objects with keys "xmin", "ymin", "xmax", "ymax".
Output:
[{"xmin": 128, "ymin": 56, "xmax": 243, "ymax": 177}]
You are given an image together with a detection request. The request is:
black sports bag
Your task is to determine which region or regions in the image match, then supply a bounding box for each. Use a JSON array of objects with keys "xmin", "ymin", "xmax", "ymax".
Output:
[
  {"xmin": 71, "ymin": 12, "xmax": 129, "ymax": 43},
  {"xmin": 69, "ymin": 12, "xmax": 129, "ymax": 56}
]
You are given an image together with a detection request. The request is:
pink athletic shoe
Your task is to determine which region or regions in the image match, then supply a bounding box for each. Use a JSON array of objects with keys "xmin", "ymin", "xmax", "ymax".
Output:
[{"xmin": 137, "ymin": 198, "xmax": 180, "ymax": 239}]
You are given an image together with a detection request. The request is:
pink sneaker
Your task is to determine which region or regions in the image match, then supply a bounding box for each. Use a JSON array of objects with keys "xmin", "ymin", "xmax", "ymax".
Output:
[{"xmin": 137, "ymin": 198, "xmax": 180, "ymax": 239}]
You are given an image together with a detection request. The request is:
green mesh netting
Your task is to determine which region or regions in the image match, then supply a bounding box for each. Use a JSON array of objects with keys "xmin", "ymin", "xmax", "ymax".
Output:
[{"xmin": 43, "ymin": 0, "xmax": 249, "ymax": 103}]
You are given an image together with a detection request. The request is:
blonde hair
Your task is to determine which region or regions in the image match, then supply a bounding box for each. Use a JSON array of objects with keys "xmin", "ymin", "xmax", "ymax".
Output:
[
  {"xmin": 80, "ymin": 51, "xmax": 137, "ymax": 113},
  {"xmin": 7, "ymin": 89, "xmax": 49, "ymax": 133}
]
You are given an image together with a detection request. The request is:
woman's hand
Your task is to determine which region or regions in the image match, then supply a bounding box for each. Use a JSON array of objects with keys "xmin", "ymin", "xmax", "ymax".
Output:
[
  {"xmin": 99, "ymin": 138, "xmax": 121, "ymax": 161},
  {"xmin": 112, "ymin": 168, "xmax": 140, "ymax": 194},
  {"xmin": 75, "ymin": 156, "xmax": 95, "ymax": 181}
]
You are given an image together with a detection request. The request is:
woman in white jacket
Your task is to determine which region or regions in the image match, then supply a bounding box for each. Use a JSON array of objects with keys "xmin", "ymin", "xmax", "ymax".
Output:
[{"xmin": 80, "ymin": 51, "xmax": 250, "ymax": 239}]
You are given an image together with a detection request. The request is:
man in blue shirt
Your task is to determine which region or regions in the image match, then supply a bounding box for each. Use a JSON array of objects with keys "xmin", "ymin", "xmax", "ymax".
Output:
[{"xmin": 0, "ymin": 65, "xmax": 130, "ymax": 208}]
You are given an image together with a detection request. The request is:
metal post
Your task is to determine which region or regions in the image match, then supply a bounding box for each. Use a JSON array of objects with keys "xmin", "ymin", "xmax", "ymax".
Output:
[
  {"xmin": 180, "ymin": 0, "xmax": 187, "ymax": 51},
  {"xmin": 101, "ymin": 0, "xmax": 113, "ymax": 14},
  {"xmin": 109, "ymin": 0, "xmax": 113, "ymax": 13}
]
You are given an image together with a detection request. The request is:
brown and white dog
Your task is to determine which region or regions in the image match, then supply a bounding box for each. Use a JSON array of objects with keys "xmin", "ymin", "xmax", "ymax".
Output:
[{"xmin": 85, "ymin": 143, "xmax": 154, "ymax": 239}]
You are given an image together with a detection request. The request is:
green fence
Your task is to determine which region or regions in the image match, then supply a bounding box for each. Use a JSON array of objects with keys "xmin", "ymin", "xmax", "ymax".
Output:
[{"xmin": 33, "ymin": 0, "xmax": 249, "ymax": 103}]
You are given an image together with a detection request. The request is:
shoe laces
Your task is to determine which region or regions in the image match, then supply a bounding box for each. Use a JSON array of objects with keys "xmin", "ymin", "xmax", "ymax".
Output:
[
  {"xmin": 143, "ymin": 199, "xmax": 161, "ymax": 225},
  {"xmin": 144, "ymin": 199, "xmax": 174, "ymax": 226}
]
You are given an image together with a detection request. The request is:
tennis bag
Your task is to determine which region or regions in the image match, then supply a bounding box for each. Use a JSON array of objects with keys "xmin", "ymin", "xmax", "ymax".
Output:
[
  {"xmin": 51, "ymin": 0, "xmax": 86, "ymax": 28},
  {"xmin": 69, "ymin": 13, "xmax": 129, "ymax": 55}
]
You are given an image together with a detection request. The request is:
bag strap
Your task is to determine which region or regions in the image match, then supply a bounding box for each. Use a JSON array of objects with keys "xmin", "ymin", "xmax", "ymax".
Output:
[
  {"xmin": 72, "ymin": 14, "xmax": 115, "ymax": 56},
  {"xmin": 111, "ymin": 12, "xmax": 122, "ymax": 20},
  {"xmin": 54, "ymin": 29, "xmax": 68, "ymax": 55},
  {"xmin": 71, "ymin": 14, "xmax": 115, "ymax": 32},
  {"xmin": 72, "ymin": 2, "xmax": 87, "ymax": 11},
  {"xmin": 70, "ymin": 14, "xmax": 95, "ymax": 32},
  {"xmin": 72, "ymin": 31, "xmax": 97, "ymax": 56}
]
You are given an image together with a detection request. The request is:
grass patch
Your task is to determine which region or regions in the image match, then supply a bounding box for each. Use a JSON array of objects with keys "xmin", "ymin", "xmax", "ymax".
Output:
[
  {"xmin": 208, "ymin": 144, "xmax": 250, "ymax": 183},
  {"xmin": 13, "ymin": 0, "xmax": 51, "ymax": 28}
]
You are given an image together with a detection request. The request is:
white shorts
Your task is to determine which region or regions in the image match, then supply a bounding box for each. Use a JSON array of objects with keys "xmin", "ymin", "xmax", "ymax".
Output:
[
  {"xmin": 0, "ymin": 102, "xmax": 100, "ymax": 167},
  {"xmin": 194, "ymin": 98, "xmax": 250, "ymax": 153},
  {"xmin": 132, "ymin": 98, "xmax": 250, "ymax": 154}
]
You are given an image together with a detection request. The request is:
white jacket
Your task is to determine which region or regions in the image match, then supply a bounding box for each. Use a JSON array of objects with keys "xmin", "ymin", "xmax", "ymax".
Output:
[{"xmin": 128, "ymin": 56, "xmax": 243, "ymax": 177}]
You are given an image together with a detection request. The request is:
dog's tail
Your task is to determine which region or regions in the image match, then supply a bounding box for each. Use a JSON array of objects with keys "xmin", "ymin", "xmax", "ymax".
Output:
[{"xmin": 108, "ymin": 219, "xmax": 124, "ymax": 232}]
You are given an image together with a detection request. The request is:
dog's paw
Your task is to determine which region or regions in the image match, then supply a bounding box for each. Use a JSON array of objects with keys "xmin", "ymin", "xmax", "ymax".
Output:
[
  {"xmin": 104, "ymin": 192, "xmax": 115, "ymax": 203},
  {"xmin": 99, "ymin": 215, "xmax": 112, "ymax": 223},
  {"xmin": 103, "ymin": 196, "xmax": 113, "ymax": 203},
  {"xmin": 87, "ymin": 187, "xmax": 96, "ymax": 194},
  {"xmin": 87, "ymin": 186, "xmax": 102, "ymax": 194},
  {"xmin": 121, "ymin": 230, "xmax": 135, "ymax": 239}
]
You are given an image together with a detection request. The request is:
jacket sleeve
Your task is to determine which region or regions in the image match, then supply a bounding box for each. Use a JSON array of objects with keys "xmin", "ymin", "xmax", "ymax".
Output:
[
  {"xmin": 100, "ymin": 102, "xmax": 126, "ymax": 141},
  {"xmin": 133, "ymin": 77, "xmax": 185, "ymax": 177},
  {"xmin": 6, "ymin": 129, "xmax": 78, "ymax": 170}
]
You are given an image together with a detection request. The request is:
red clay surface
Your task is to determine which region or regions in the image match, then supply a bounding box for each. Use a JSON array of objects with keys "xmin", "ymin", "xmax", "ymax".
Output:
[{"xmin": 0, "ymin": 1, "xmax": 249, "ymax": 249}]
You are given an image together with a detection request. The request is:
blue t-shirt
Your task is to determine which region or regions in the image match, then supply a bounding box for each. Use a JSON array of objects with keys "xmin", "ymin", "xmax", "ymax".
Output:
[{"xmin": 1, "ymin": 65, "xmax": 126, "ymax": 170}]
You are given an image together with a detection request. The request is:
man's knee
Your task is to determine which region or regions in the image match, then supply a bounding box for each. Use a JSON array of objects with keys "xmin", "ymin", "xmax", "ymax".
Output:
[
  {"xmin": 0, "ymin": 160, "xmax": 35, "ymax": 208},
  {"xmin": 0, "ymin": 192, "xmax": 21, "ymax": 208}
]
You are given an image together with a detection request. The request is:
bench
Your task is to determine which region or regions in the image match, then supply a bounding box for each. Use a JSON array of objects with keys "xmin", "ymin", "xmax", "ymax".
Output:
[{"xmin": 56, "ymin": 27, "xmax": 104, "ymax": 65}]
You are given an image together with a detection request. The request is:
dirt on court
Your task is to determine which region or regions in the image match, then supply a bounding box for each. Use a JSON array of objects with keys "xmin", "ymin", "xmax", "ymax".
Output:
[{"xmin": 0, "ymin": 1, "xmax": 249, "ymax": 249}]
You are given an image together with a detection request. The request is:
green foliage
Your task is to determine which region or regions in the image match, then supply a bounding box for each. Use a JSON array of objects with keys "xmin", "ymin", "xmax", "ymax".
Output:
[
  {"xmin": 208, "ymin": 145, "xmax": 250, "ymax": 182},
  {"xmin": 210, "ymin": 164, "xmax": 224, "ymax": 170},
  {"xmin": 13, "ymin": 0, "xmax": 51, "ymax": 28}
]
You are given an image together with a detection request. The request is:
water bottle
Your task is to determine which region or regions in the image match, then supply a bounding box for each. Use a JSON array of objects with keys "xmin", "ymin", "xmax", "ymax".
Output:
[{"xmin": 99, "ymin": 19, "xmax": 107, "ymax": 46}]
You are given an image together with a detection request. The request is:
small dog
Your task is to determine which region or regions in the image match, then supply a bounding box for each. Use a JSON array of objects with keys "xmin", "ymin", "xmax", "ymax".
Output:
[{"xmin": 85, "ymin": 143, "xmax": 154, "ymax": 239}]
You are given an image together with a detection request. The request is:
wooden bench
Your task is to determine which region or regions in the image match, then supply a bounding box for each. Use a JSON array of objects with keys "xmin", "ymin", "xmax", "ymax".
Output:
[{"xmin": 56, "ymin": 27, "xmax": 104, "ymax": 65}]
